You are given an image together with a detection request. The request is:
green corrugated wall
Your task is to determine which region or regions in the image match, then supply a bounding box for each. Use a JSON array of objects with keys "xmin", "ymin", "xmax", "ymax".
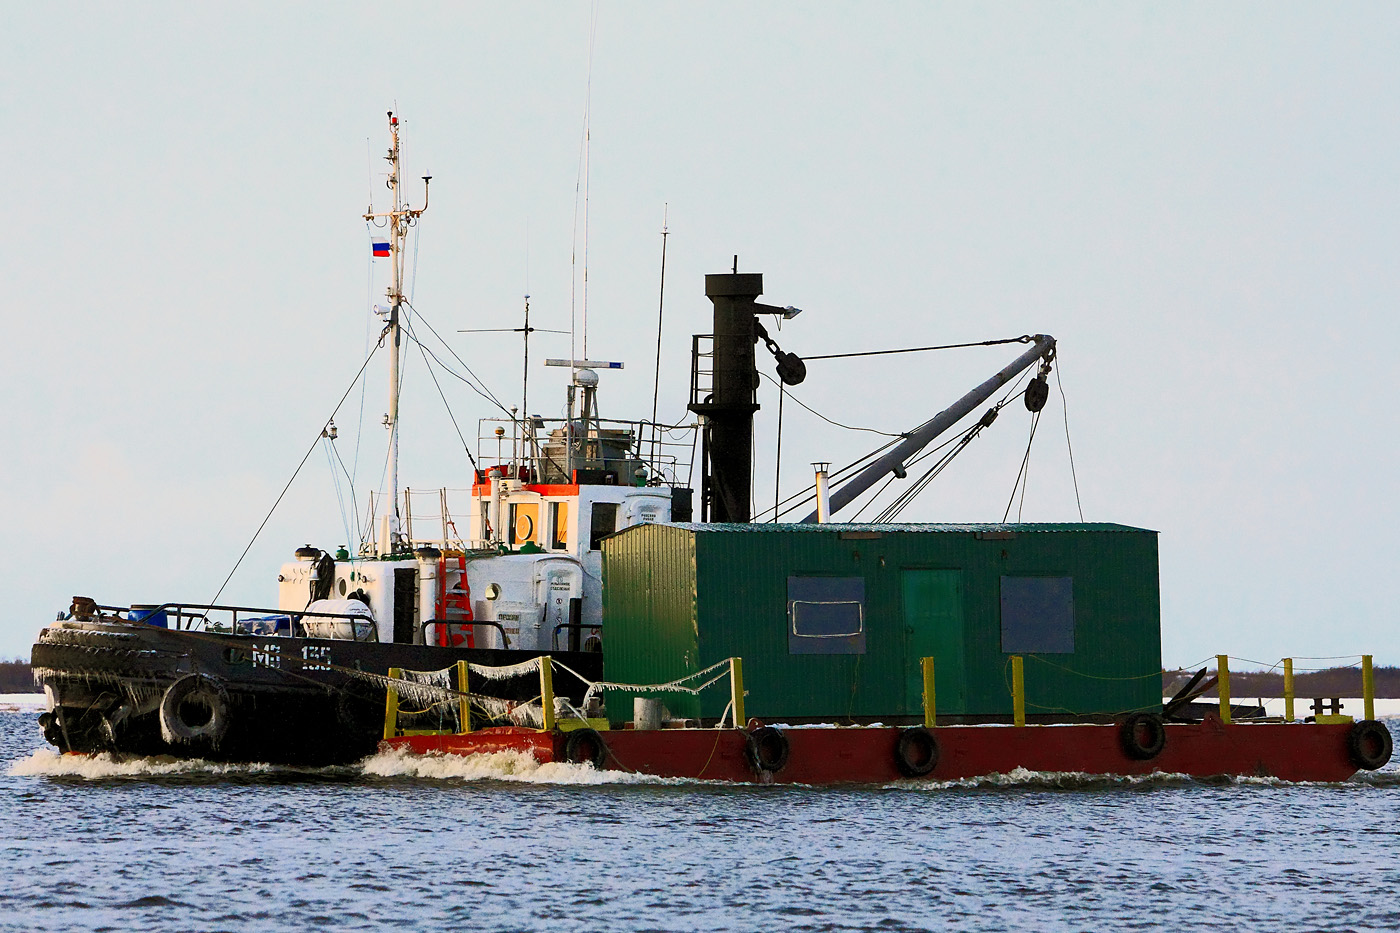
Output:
[{"xmin": 602, "ymin": 523, "xmax": 1161, "ymax": 722}]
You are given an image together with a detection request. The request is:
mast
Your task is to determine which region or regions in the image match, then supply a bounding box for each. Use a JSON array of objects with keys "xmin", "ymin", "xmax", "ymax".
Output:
[{"xmin": 364, "ymin": 110, "xmax": 430, "ymax": 554}]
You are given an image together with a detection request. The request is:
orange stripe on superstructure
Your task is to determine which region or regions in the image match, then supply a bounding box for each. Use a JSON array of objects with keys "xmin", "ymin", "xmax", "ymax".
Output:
[{"xmin": 471, "ymin": 484, "xmax": 579, "ymax": 497}]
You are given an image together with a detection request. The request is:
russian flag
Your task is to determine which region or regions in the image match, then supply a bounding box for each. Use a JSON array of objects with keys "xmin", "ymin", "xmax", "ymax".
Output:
[{"xmin": 371, "ymin": 231, "xmax": 391, "ymax": 258}]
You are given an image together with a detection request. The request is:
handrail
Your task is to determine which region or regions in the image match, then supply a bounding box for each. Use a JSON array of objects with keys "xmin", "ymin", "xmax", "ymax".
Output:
[
  {"xmin": 419, "ymin": 618, "xmax": 512, "ymax": 649},
  {"xmin": 551, "ymin": 622, "xmax": 602, "ymax": 652},
  {"xmin": 64, "ymin": 599, "xmax": 376, "ymax": 638}
]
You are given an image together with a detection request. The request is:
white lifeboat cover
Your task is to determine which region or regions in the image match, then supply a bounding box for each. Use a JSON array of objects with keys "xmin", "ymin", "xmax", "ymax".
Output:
[
  {"xmin": 305, "ymin": 598, "xmax": 375, "ymax": 620},
  {"xmin": 302, "ymin": 598, "xmax": 376, "ymax": 641}
]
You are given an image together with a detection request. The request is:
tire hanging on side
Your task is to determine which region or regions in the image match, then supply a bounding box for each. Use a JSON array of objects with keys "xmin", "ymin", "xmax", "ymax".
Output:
[
  {"xmin": 1120, "ymin": 712, "xmax": 1167, "ymax": 761},
  {"xmin": 159, "ymin": 673, "xmax": 231, "ymax": 746},
  {"xmin": 1348, "ymin": 720, "xmax": 1393, "ymax": 771},
  {"xmin": 894, "ymin": 727, "xmax": 940, "ymax": 777},
  {"xmin": 563, "ymin": 728, "xmax": 609, "ymax": 769},
  {"xmin": 745, "ymin": 726, "xmax": 790, "ymax": 775}
]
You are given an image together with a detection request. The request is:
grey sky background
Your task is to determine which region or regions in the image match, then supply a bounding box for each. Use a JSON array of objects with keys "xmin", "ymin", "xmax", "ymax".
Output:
[{"xmin": 3, "ymin": 4, "xmax": 1397, "ymax": 669}]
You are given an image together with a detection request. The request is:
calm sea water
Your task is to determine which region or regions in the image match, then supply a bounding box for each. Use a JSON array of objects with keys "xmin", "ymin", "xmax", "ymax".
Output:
[{"xmin": 2, "ymin": 708, "xmax": 1398, "ymax": 933}]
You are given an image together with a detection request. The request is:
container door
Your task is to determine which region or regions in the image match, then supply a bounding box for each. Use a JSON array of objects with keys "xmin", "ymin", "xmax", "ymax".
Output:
[{"xmin": 902, "ymin": 569, "xmax": 965, "ymax": 716}]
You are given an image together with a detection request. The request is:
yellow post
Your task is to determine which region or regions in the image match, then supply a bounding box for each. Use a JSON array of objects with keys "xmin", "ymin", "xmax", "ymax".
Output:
[
  {"xmin": 1283, "ymin": 658, "xmax": 1294, "ymax": 722},
  {"xmin": 383, "ymin": 667, "xmax": 401, "ymax": 740},
  {"xmin": 1217, "ymin": 655, "xmax": 1231, "ymax": 725},
  {"xmin": 730, "ymin": 657, "xmax": 746, "ymax": 728},
  {"xmin": 539, "ymin": 657, "xmax": 555, "ymax": 732},
  {"xmin": 922, "ymin": 656, "xmax": 937, "ymax": 728},
  {"xmin": 1011, "ymin": 655, "xmax": 1025, "ymax": 727},
  {"xmin": 456, "ymin": 659, "xmax": 471, "ymax": 735},
  {"xmin": 1363, "ymin": 655, "xmax": 1375, "ymax": 721}
]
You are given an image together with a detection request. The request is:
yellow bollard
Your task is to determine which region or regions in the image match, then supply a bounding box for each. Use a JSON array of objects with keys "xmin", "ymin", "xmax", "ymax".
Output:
[
  {"xmin": 539, "ymin": 657, "xmax": 555, "ymax": 732},
  {"xmin": 922, "ymin": 657, "xmax": 937, "ymax": 728},
  {"xmin": 1011, "ymin": 655, "xmax": 1026, "ymax": 727},
  {"xmin": 1217, "ymin": 655, "xmax": 1231, "ymax": 725},
  {"xmin": 383, "ymin": 667, "xmax": 401, "ymax": 740},
  {"xmin": 730, "ymin": 657, "xmax": 746, "ymax": 728},
  {"xmin": 1283, "ymin": 658, "xmax": 1294, "ymax": 723},
  {"xmin": 1363, "ymin": 655, "xmax": 1375, "ymax": 721},
  {"xmin": 457, "ymin": 659, "xmax": 472, "ymax": 735}
]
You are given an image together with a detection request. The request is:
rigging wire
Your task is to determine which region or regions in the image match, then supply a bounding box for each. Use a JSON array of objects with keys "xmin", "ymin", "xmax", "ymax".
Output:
[
  {"xmin": 327, "ymin": 432, "xmax": 362, "ymax": 546},
  {"xmin": 1056, "ymin": 363, "xmax": 1085, "ymax": 521},
  {"xmin": 757, "ymin": 371, "xmax": 902, "ymax": 437},
  {"xmin": 1016, "ymin": 411, "xmax": 1041, "ymax": 521},
  {"xmin": 756, "ymin": 436, "xmax": 904, "ymax": 522},
  {"xmin": 209, "ymin": 338, "xmax": 385, "ymax": 605},
  {"xmin": 322, "ymin": 438, "xmax": 354, "ymax": 549},
  {"xmin": 804, "ymin": 335, "xmax": 1033, "ymax": 361},
  {"xmin": 402, "ymin": 299, "xmax": 512, "ymax": 416},
  {"xmin": 761, "ymin": 372, "xmax": 1037, "ymax": 524},
  {"xmin": 1002, "ymin": 408, "xmax": 1042, "ymax": 523},
  {"xmin": 849, "ymin": 473, "xmax": 899, "ymax": 521},
  {"xmin": 871, "ymin": 423, "xmax": 986, "ymax": 523},
  {"xmin": 353, "ymin": 225, "xmax": 376, "ymax": 492},
  {"xmin": 570, "ymin": 1, "xmax": 600, "ymax": 365},
  {"xmin": 773, "ymin": 382, "xmax": 784, "ymax": 523},
  {"xmin": 403, "ymin": 320, "xmax": 481, "ymax": 472},
  {"xmin": 757, "ymin": 365, "xmax": 1036, "ymax": 522}
]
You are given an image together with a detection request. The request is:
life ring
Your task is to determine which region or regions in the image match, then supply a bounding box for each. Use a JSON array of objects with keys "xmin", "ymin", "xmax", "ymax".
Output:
[
  {"xmin": 1348, "ymin": 720, "xmax": 1393, "ymax": 771},
  {"xmin": 159, "ymin": 674, "xmax": 230, "ymax": 746},
  {"xmin": 745, "ymin": 725, "xmax": 790, "ymax": 774},
  {"xmin": 563, "ymin": 728, "xmax": 609, "ymax": 769},
  {"xmin": 895, "ymin": 727, "xmax": 940, "ymax": 777},
  {"xmin": 1120, "ymin": 712, "xmax": 1167, "ymax": 760}
]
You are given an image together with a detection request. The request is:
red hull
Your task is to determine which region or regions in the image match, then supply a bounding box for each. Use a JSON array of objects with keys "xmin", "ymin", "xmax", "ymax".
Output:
[{"xmin": 384, "ymin": 717, "xmax": 1368, "ymax": 784}]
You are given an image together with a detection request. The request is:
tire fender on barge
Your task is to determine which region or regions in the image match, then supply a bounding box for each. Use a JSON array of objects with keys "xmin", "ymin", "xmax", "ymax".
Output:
[
  {"xmin": 1347, "ymin": 720, "xmax": 1392, "ymax": 771},
  {"xmin": 894, "ymin": 727, "xmax": 940, "ymax": 777}
]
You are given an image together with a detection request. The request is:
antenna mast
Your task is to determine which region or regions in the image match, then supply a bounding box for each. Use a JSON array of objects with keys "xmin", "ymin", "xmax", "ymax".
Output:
[
  {"xmin": 650, "ymin": 205, "xmax": 669, "ymax": 468},
  {"xmin": 364, "ymin": 110, "xmax": 430, "ymax": 554}
]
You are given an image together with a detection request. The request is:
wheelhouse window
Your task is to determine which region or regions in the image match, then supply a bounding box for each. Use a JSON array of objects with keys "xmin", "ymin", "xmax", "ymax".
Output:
[
  {"xmin": 788, "ymin": 576, "xmax": 866, "ymax": 655},
  {"xmin": 509, "ymin": 502, "xmax": 539, "ymax": 546},
  {"xmin": 588, "ymin": 502, "xmax": 619, "ymax": 550},
  {"xmin": 549, "ymin": 502, "xmax": 569, "ymax": 550}
]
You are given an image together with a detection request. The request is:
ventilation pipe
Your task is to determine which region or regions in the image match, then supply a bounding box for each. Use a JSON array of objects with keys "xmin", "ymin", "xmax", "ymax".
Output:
[{"xmin": 813, "ymin": 462, "xmax": 832, "ymax": 524}]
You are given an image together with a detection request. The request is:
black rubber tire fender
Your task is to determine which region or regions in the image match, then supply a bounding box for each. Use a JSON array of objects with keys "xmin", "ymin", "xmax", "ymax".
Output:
[
  {"xmin": 745, "ymin": 725, "xmax": 790, "ymax": 774},
  {"xmin": 1120, "ymin": 712, "xmax": 1167, "ymax": 761},
  {"xmin": 1348, "ymin": 720, "xmax": 1393, "ymax": 771},
  {"xmin": 159, "ymin": 674, "xmax": 230, "ymax": 746},
  {"xmin": 563, "ymin": 728, "xmax": 609, "ymax": 769},
  {"xmin": 894, "ymin": 726, "xmax": 940, "ymax": 777}
]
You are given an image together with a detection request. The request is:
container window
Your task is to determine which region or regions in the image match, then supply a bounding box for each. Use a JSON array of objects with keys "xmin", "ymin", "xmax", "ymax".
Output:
[
  {"xmin": 788, "ymin": 576, "xmax": 866, "ymax": 655},
  {"xmin": 589, "ymin": 502, "xmax": 619, "ymax": 550},
  {"xmin": 1000, "ymin": 576, "xmax": 1074, "ymax": 653},
  {"xmin": 550, "ymin": 502, "xmax": 569, "ymax": 549}
]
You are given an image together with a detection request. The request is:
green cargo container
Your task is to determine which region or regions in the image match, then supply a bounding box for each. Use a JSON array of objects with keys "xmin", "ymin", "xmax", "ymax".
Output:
[{"xmin": 601, "ymin": 522, "xmax": 1161, "ymax": 723}]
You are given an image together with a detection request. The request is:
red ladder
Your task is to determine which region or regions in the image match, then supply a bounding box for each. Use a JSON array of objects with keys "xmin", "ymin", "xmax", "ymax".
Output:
[{"xmin": 434, "ymin": 554, "xmax": 475, "ymax": 647}]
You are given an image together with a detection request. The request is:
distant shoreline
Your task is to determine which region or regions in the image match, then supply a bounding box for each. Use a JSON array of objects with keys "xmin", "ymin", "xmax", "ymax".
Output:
[{"xmin": 0, "ymin": 662, "xmax": 35, "ymax": 695}]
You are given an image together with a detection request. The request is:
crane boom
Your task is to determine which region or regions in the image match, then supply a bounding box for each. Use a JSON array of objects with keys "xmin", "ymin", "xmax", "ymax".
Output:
[{"xmin": 802, "ymin": 334, "xmax": 1056, "ymax": 522}]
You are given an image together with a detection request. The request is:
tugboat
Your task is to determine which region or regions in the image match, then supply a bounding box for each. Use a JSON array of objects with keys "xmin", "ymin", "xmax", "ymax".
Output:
[{"xmin": 30, "ymin": 112, "xmax": 690, "ymax": 765}]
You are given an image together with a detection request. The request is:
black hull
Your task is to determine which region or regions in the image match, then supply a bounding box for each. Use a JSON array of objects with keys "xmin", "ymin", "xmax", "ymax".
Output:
[{"xmin": 31, "ymin": 621, "xmax": 602, "ymax": 766}]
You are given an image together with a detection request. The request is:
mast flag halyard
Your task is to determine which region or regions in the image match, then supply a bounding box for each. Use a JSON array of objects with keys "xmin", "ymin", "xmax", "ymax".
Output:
[{"xmin": 363, "ymin": 110, "xmax": 430, "ymax": 555}]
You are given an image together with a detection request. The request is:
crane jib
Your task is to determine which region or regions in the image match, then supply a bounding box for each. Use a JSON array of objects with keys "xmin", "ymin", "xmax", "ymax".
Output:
[{"xmin": 802, "ymin": 334, "xmax": 1057, "ymax": 522}]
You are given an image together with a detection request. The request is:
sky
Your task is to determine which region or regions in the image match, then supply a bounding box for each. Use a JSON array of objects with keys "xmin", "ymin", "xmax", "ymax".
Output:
[{"xmin": 3, "ymin": 4, "xmax": 1398, "ymax": 670}]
